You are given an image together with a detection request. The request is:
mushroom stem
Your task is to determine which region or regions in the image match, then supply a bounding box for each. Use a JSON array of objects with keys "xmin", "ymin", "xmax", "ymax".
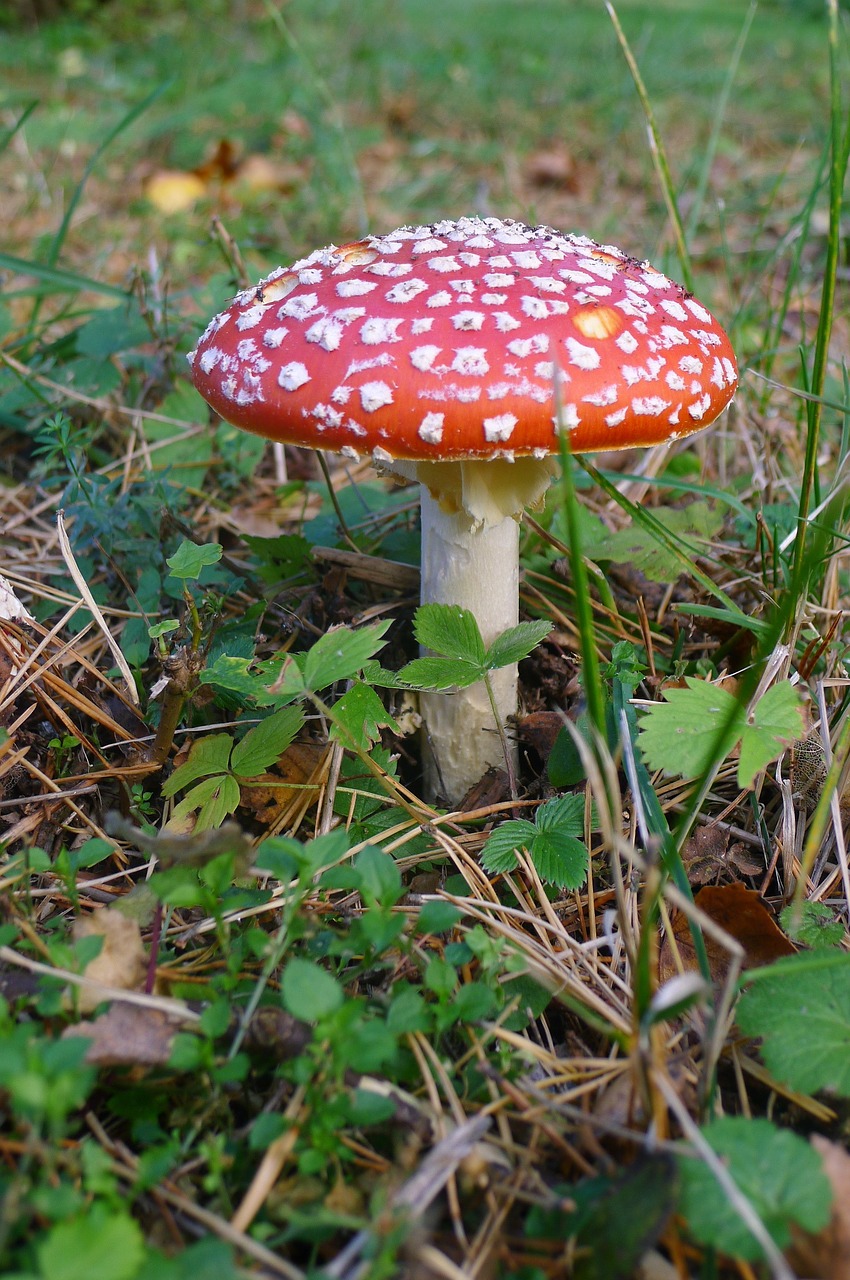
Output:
[{"xmin": 418, "ymin": 487, "xmax": 519, "ymax": 803}]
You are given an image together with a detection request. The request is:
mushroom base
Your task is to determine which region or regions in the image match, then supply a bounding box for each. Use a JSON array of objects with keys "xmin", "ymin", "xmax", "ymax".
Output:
[{"xmin": 418, "ymin": 488, "xmax": 520, "ymax": 804}]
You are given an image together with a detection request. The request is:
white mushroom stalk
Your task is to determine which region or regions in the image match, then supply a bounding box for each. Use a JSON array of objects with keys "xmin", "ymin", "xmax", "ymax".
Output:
[{"xmin": 188, "ymin": 216, "xmax": 738, "ymax": 804}]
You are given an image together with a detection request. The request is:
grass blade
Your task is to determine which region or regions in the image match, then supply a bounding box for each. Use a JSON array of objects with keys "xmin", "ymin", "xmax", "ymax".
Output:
[{"xmin": 606, "ymin": 1, "xmax": 692, "ymax": 289}]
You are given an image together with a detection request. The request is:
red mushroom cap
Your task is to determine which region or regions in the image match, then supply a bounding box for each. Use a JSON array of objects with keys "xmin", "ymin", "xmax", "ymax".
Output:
[{"xmin": 188, "ymin": 216, "xmax": 737, "ymax": 464}]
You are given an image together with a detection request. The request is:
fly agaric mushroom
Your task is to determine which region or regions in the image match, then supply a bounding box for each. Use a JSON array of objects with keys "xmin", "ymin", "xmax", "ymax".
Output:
[{"xmin": 188, "ymin": 216, "xmax": 737, "ymax": 803}]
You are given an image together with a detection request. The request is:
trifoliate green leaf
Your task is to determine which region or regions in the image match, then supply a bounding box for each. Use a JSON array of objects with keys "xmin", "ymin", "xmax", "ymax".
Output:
[
  {"xmin": 162, "ymin": 734, "xmax": 234, "ymax": 796},
  {"xmin": 413, "ymin": 603, "xmax": 486, "ymax": 664},
  {"xmin": 169, "ymin": 774, "xmax": 241, "ymax": 831},
  {"xmin": 534, "ymin": 792, "xmax": 585, "ymax": 835},
  {"xmin": 677, "ymin": 1117, "xmax": 830, "ymax": 1259},
  {"xmin": 398, "ymin": 655, "xmax": 484, "ymax": 690},
  {"xmin": 480, "ymin": 796, "xmax": 589, "ymax": 888},
  {"xmin": 330, "ymin": 682, "xmax": 400, "ymax": 750},
  {"xmin": 638, "ymin": 677, "xmax": 805, "ymax": 788},
  {"xmin": 302, "ymin": 620, "xmax": 392, "ymax": 690},
  {"xmin": 484, "ymin": 619, "xmax": 553, "ymax": 669},
  {"xmin": 198, "ymin": 653, "xmax": 287, "ymax": 705},
  {"xmin": 480, "ymin": 819, "xmax": 537, "ymax": 874},
  {"xmin": 737, "ymin": 679, "xmax": 806, "ymax": 786},
  {"xmin": 282, "ymin": 957, "xmax": 343, "ymax": 1021},
  {"xmin": 166, "ymin": 539, "xmax": 223, "ymax": 581},
  {"xmin": 581, "ymin": 501, "xmax": 724, "ymax": 583},
  {"xmin": 737, "ymin": 952, "xmax": 850, "ymax": 1094},
  {"xmin": 779, "ymin": 901, "xmax": 846, "ymax": 950},
  {"xmin": 230, "ymin": 705, "xmax": 304, "ymax": 778},
  {"xmin": 530, "ymin": 828, "xmax": 588, "ymax": 889}
]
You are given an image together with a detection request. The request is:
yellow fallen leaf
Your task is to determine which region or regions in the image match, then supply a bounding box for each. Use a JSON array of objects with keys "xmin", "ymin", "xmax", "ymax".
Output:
[
  {"xmin": 73, "ymin": 907, "xmax": 146, "ymax": 1013},
  {"xmin": 145, "ymin": 169, "xmax": 207, "ymax": 214}
]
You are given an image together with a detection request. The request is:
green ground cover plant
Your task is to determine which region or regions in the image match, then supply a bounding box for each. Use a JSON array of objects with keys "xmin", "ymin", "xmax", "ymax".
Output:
[{"xmin": 2, "ymin": 0, "xmax": 850, "ymax": 1276}]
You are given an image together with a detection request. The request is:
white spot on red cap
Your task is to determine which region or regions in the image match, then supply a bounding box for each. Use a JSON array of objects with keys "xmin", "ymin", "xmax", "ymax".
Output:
[
  {"xmin": 411, "ymin": 238, "xmax": 448, "ymax": 254},
  {"xmin": 680, "ymin": 355, "xmax": 703, "ymax": 375},
  {"xmin": 583, "ymin": 384, "xmax": 620, "ymax": 406},
  {"xmin": 427, "ymin": 291, "xmax": 452, "ymax": 308},
  {"xmin": 452, "ymin": 311, "xmax": 486, "ymax": 331},
  {"xmin": 360, "ymin": 381, "xmax": 394, "ymax": 412},
  {"xmin": 722, "ymin": 357, "xmax": 737, "ymax": 385},
  {"xmin": 411, "ymin": 317, "xmax": 434, "ymax": 335},
  {"xmin": 484, "ymin": 273, "xmax": 514, "ymax": 288},
  {"xmin": 621, "ymin": 356, "xmax": 666, "ymax": 386},
  {"xmin": 484, "ymin": 413, "xmax": 518, "ymax": 441},
  {"xmin": 494, "ymin": 311, "xmax": 522, "ymax": 332},
  {"xmin": 281, "ymin": 293, "xmax": 320, "ymax": 320},
  {"xmin": 278, "ymin": 362, "xmax": 310, "ymax": 391},
  {"xmin": 306, "ymin": 317, "xmax": 343, "ymax": 351},
  {"xmin": 686, "ymin": 299, "xmax": 713, "ymax": 323},
  {"xmin": 632, "ymin": 396, "xmax": 670, "ymax": 416},
  {"xmin": 660, "ymin": 325, "xmax": 689, "ymax": 346},
  {"xmin": 262, "ymin": 327, "xmax": 289, "ymax": 349},
  {"xmin": 665, "ymin": 371, "xmax": 686, "ymax": 391},
  {"xmin": 410, "ymin": 345, "xmax": 442, "ymax": 372},
  {"xmin": 512, "ymin": 250, "xmax": 542, "ymax": 268},
  {"xmin": 418, "ymin": 412, "xmax": 445, "ymax": 443},
  {"xmin": 615, "ymin": 330, "xmax": 639, "ymax": 355},
  {"xmin": 386, "ymin": 278, "xmax": 428, "ymax": 303},
  {"xmin": 692, "ymin": 328, "xmax": 722, "ymax": 347},
  {"xmin": 428, "ymin": 255, "xmax": 462, "ymax": 272},
  {"xmin": 507, "ymin": 334, "xmax": 550, "ymax": 358},
  {"xmin": 367, "ymin": 261, "xmax": 413, "ymax": 277},
  {"xmin": 336, "ymin": 279, "xmax": 378, "ymax": 297},
  {"xmin": 236, "ymin": 305, "xmax": 266, "ymax": 331},
  {"xmin": 521, "ymin": 297, "xmax": 551, "ymax": 320},
  {"xmin": 199, "ymin": 347, "xmax": 223, "ymax": 374},
  {"xmin": 452, "ymin": 347, "xmax": 489, "ymax": 376},
  {"xmin": 564, "ymin": 337, "xmax": 601, "ymax": 370},
  {"xmin": 661, "ymin": 298, "xmax": 688, "ymax": 322},
  {"xmin": 605, "ymin": 407, "xmax": 628, "ymax": 427},
  {"xmin": 688, "ymin": 394, "xmax": 712, "ymax": 420},
  {"xmin": 361, "ymin": 317, "xmax": 404, "ymax": 344}
]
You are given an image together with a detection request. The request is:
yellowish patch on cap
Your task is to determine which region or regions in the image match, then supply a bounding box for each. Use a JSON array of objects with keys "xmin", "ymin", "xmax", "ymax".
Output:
[
  {"xmin": 573, "ymin": 306, "xmax": 623, "ymax": 341},
  {"xmin": 336, "ymin": 241, "xmax": 379, "ymax": 266},
  {"xmin": 256, "ymin": 273, "xmax": 298, "ymax": 305}
]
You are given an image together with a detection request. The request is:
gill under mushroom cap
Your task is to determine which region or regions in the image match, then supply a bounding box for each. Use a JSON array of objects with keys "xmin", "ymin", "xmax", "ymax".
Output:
[{"xmin": 188, "ymin": 215, "xmax": 738, "ymax": 470}]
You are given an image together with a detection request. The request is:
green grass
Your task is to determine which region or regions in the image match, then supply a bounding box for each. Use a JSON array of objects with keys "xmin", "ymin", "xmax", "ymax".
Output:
[{"xmin": 2, "ymin": 0, "xmax": 850, "ymax": 1276}]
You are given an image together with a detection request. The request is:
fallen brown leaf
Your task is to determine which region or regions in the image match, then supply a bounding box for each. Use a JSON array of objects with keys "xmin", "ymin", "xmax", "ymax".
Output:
[
  {"xmin": 681, "ymin": 824, "xmax": 763, "ymax": 885},
  {"xmin": 239, "ymin": 740, "xmax": 326, "ymax": 829},
  {"xmin": 787, "ymin": 1135, "xmax": 850, "ymax": 1280},
  {"xmin": 64, "ymin": 1002, "xmax": 184, "ymax": 1068},
  {"xmin": 659, "ymin": 882, "xmax": 796, "ymax": 986},
  {"xmin": 524, "ymin": 143, "xmax": 580, "ymax": 191}
]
